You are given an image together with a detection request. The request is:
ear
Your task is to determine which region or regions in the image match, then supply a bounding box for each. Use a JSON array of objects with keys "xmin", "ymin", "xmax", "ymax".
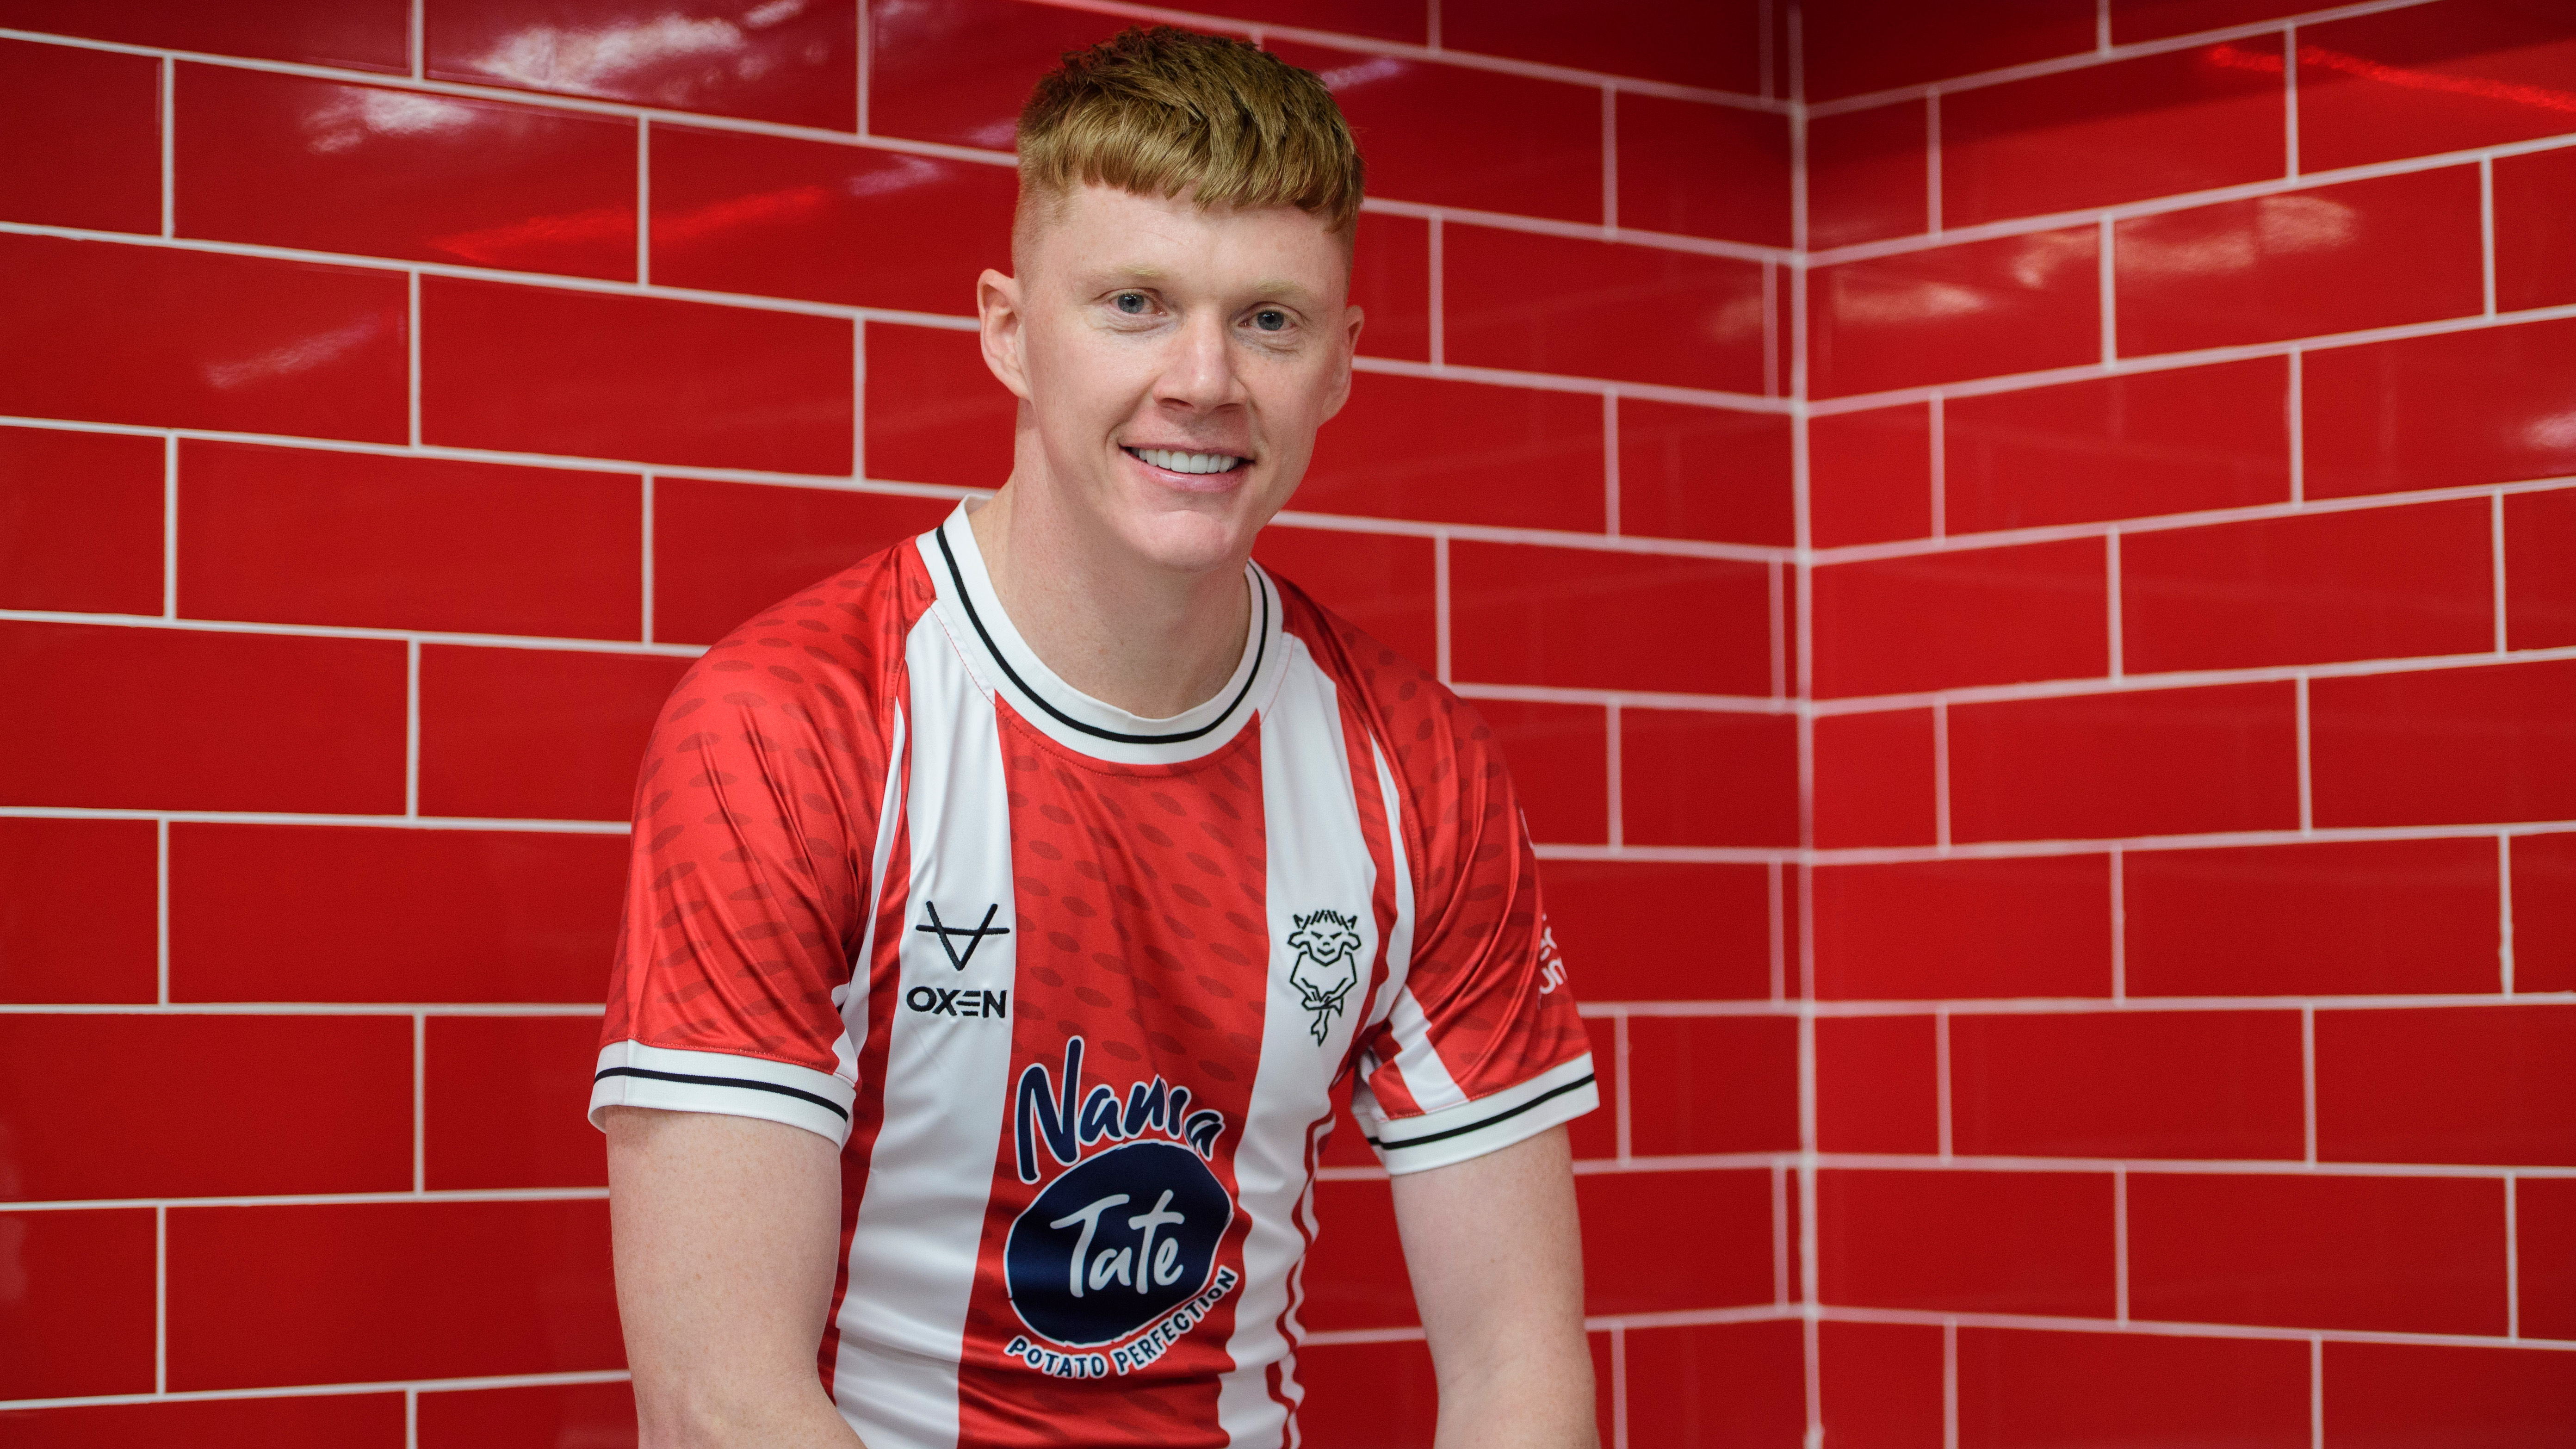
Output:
[
  {"xmin": 977, "ymin": 267, "xmax": 1034, "ymax": 402},
  {"xmin": 1319, "ymin": 303, "xmax": 1363, "ymax": 424}
]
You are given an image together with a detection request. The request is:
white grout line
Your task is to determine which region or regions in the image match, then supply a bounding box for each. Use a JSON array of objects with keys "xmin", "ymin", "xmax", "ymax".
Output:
[
  {"xmin": 161, "ymin": 434, "xmax": 178, "ymax": 618},
  {"xmin": 1926, "ymin": 396, "xmax": 1945, "ymax": 539},
  {"xmin": 2499, "ymin": 836, "xmax": 2517, "ymax": 995},
  {"xmin": 1350, "ymin": 351, "xmax": 1788, "ymax": 413},
  {"xmin": 2492, "ymin": 492, "xmax": 2510, "ymax": 654},
  {"xmin": 404, "ymin": 640, "xmax": 421, "ymax": 819},
  {"xmin": 1601, "ymin": 393, "xmax": 1620, "ymax": 535},
  {"xmin": 406, "ymin": 270, "xmax": 422, "ymax": 447},
  {"xmin": 2284, "ymin": 28, "xmax": 2301, "ymax": 180},
  {"xmin": 2295, "ymin": 676, "xmax": 2313, "ymax": 832},
  {"xmin": 2479, "ymin": 155, "xmax": 2496, "ymax": 317},
  {"xmin": 1609, "ymin": 1322, "xmax": 1628, "ymax": 1449},
  {"xmin": 1572, "ymin": 990, "xmax": 2576, "ymax": 1020},
  {"xmin": 1943, "ymin": 1319, "xmax": 1960, "ymax": 1449},
  {"xmin": 1613, "ymin": 1014, "xmax": 1632, "ymax": 1162},
  {"xmin": 1925, "ymin": 92, "xmax": 1943, "ymax": 235},
  {"xmin": 2098, "ymin": 216, "xmax": 2118, "ymax": 364},
  {"xmin": 2505, "ymin": 1174, "xmax": 2520, "ymax": 1339},
  {"xmin": 2095, "ymin": 0, "xmax": 2112, "ymax": 50},
  {"xmin": 412, "ymin": 1013, "xmax": 427, "ymax": 1192},
  {"xmin": 0, "ymin": 1369, "xmax": 637, "ymax": 1413},
  {"xmin": 1449, "ymin": 681, "xmax": 1789, "ymax": 713},
  {"xmin": 854, "ymin": 0, "xmax": 871, "ymax": 135},
  {"xmin": 1600, "ymin": 85, "xmax": 1618, "ymax": 232},
  {"xmin": 853, "ymin": 318, "xmax": 870, "ymax": 480},
  {"xmin": 406, "ymin": 1387, "xmax": 420, "ymax": 1449},
  {"xmin": 1604, "ymin": 700, "xmax": 1625, "ymax": 849},
  {"xmin": 0, "ymin": 1003, "xmax": 610, "ymax": 1021},
  {"xmin": 2303, "ymin": 1005, "xmax": 2319, "ymax": 1164},
  {"xmin": 154, "ymin": 1204, "xmax": 167, "ymax": 1393},
  {"xmin": 2310, "ymin": 1338, "xmax": 2324, "ymax": 1449},
  {"xmin": 155, "ymin": 819, "xmax": 171, "ymax": 1006},
  {"xmin": 158, "ymin": 56, "xmax": 173, "ymax": 238},
  {"xmin": 0, "ymin": 605, "xmax": 703, "ymax": 656},
  {"xmin": 1431, "ymin": 533, "xmax": 1452, "ymax": 684},
  {"xmin": 639, "ymin": 472, "xmax": 656, "ymax": 645},
  {"xmin": 408, "ymin": 0, "xmax": 423, "ymax": 80},
  {"xmin": 1935, "ymin": 1009, "xmax": 1953, "ymax": 1158},
  {"xmin": 2287, "ymin": 350, "xmax": 2305, "ymax": 505},
  {"xmin": 1771, "ymin": 1163, "xmax": 1790, "ymax": 1303},
  {"xmin": 2109, "ymin": 850, "xmax": 2126, "ymax": 1001},
  {"xmin": 2105, "ymin": 533, "xmax": 2123, "ymax": 679},
  {"xmin": 5, "ymin": 1186, "xmax": 613, "ymax": 1213},
  {"xmin": 636, "ymin": 118, "xmax": 651, "ymax": 286},
  {"xmin": 1932, "ymin": 700, "xmax": 1951, "ymax": 852},
  {"xmin": 1425, "ymin": 214, "xmax": 1445, "ymax": 369},
  {"xmin": 2113, "ymin": 1167, "xmax": 2128, "ymax": 1320},
  {"xmin": 0, "ymin": 805, "xmax": 633, "ymax": 834},
  {"xmin": 1423, "ymin": 0, "xmax": 1440, "ymax": 51}
]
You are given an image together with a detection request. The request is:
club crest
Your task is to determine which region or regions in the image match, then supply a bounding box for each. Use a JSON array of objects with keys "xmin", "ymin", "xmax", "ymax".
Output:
[{"xmin": 1286, "ymin": 908, "xmax": 1364, "ymax": 1045}]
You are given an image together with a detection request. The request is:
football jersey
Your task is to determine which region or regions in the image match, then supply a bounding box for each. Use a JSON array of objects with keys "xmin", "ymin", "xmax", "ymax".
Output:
[{"xmin": 590, "ymin": 505, "xmax": 1596, "ymax": 1449}]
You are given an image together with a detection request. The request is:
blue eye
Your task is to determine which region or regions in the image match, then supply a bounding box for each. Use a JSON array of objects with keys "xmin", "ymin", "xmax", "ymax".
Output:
[
  {"xmin": 1252, "ymin": 310, "xmax": 1288, "ymax": 331},
  {"xmin": 1114, "ymin": 292, "xmax": 1148, "ymax": 314}
]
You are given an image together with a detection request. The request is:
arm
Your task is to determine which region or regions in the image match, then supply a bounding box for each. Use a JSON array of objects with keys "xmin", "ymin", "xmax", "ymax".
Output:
[
  {"xmin": 607, "ymin": 1107, "xmax": 867, "ymax": 1449},
  {"xmin": 1390, "ymin": 1125, "xmax": 1598, "ymax": 1449}
]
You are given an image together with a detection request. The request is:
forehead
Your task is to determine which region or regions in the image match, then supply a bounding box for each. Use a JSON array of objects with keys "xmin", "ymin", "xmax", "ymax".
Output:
[{"xmin": 1020, "ymin": 182, "xmax": 1351, "ymax": 297}]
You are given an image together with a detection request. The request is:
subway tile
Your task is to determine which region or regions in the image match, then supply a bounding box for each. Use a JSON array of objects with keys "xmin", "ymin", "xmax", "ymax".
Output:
[
  {"xmin": 0, "ymin": 817, "xmax": 157, "ymax": 1004},
  {"xmin": 1616, "ymin": 401, "xmax": 1796, "ymax": 547},
  {"xmin": 2124, "ymin": 837, "xmax": 2502, "ymax": 997},
  {"xmin": 2127, "ymin": 1173, "xmax": 2508, "ymax": 1334},
  {"xmin": 176, "ymin": 65, "xmax": 636, "ymax": 279},
  {"xmin": 421, "ymin": 277, "xmax": 853, "ymax": 474},
  {"xmin": 1298, "ymin": 372, "xmax": 1605, "ymax": 533},
  {"xmin": 1443, "ymin": 0, "xmax": 1765, "ymax": 93},
  {"xmin": 1302, "ymin": 1177, "xmax": 1413, "ymax": 1329},
  {"xmin": 2506, "ymin": 486, "xmax": 2576, "ymax": 650},
  {"xmin": 417, "ymin": 1382, "xmax": 638, "ymax": 1449},
  {"xmin": 0, "ymin": 1395, "xmax": 406, "ymax": 1449},
  {"xmin": 1814, "ymin": 856, "xmax": 2113, "ymax": 1000},
  {"xmin": 169, "ymin": 823, "xmax": 628, "ymax": 1003},
  {"xmin": 2298, "ymin": 1, "xmax": 2576, "ymax": 171},
  {"xmin": 0, "ymin": 37, "xmax": 159, "ymax": 234},
  {"xmin": 1949, "ymin": 682, "xmax": 2302, "ymax": 842},
  {"xmin": 1622, "ymin": 1320, "xmax": 1808, "ymax": 1449},
  {"xmin": 2114, "ymin": 168, "xmax": 2485, "ymax": 356},
  {"xmin": 1816, "ymin": 1014, "xmax": 1939, "ymax": 1154},
  {"xmin": 1616, "ymin": 93, "xmax": 1791, "ymax": 247},
  {"xmin": 1579, "ymin": 1170, "xmax": 1777, "ymax": 1313},
  {"xmin": 2316, "ymin": 1005, "xmax": 2576, "ymax": 1166},
  {"xmin": 2516, "ymin": 832, "xmax": 2576, "ymax": 994},
  {"xmin": 1269, "ymin": 41, "xmax": 1601, "ymax": 223},
  {"xmin": 2110, "ymin": 0, "xmax": 2307, "ymax": 42},
  {"xmin": 0, "ymin": 1209, "xmax": 154, "ymax": 1399},
  {"xmin": 1351, "ymin": 210, "xmax": 1430, "ymax": 362},
  {"xmin": 1566, "ymin": 1016, "xmax": 1618, "ymax": 1162},
  {"xmin": 427, "ymin": 1015, "xmax": 609, "ymax": 1189},
  {"xmin": 2309, "ymin": 659, "xmax": 2576, "ymax": 827},
  {"xmin": 1807, "ymin": 101, "xmax": 1928, "ymax": 249},
  {"xmin": 1800, "ymin": 0, "xmax": 2099, "ymax": 101},
  {"xmin": 1942, "ymin": 45, "xmax": 2284, "ymax": 228},
  {"xmin": 0, "ymin": 234, "xmax": 408, "ymax": 441},
  {"xmin": 1820, "ymin": 1169, "xmax": 2116, "ymax": 1317},
  {"xmin": 2495, "ymin": 143, "xmax": 2576, "ymax": 313},
  {"xmin": 649, "ymin": 123, "xmax": 1012, "ymax": 314},
  {"xmin": 0, "ymin": 0, "xmax": 409, "ymax": 70},
  {"xmin": 2303, "ymin": 318, "xmax": 2576, "ymax": 499},
  {"xmin": 1819, "ymin": 1320, "xmax": 1945, "ymax": 1448},
  {"xmin": 1810, "ymin": 227, "xmax": 2100, "ymax": 397},
  {"xmin": 0, "ymin": 1014, "xmax": 410, "ymax": 1200},
  {"xmin": 1250, "ymin": 525, "xmax": 1438, "ymax": 670},
  {"xmin": 1813, "ymin": 708, "xmax": 1937, "ymax": 848},
  {"xmin": 1538, "ymin": 861, "xmax": 1773, "ymax": 1002},
  {"xmin": 417, "ymin": 644, "xmax": 692, "ymax": 821},
  {"xmin": 1813, "ymin": 537, "xmax": 2108, "ymax": 698},
  {"xmin": 1810, "ymin": 402, "xmax": 1932, "ymax": 547},
  {"xmin": 1296, "ymin": 1339, "xmax": 1437, "ymax": 1448},
  {"xmin": 1443, "ymin": 225, "xmax": 1770, "ymax": 394},
  {"xmin": 2323, "ymin": 1342, "xmax": 2576, "ymax": 1447},
  {"xmin": 166, "ymin": 1198, "xmax": 623, "ymax": 1388},
  {"xmin": 864, "ymin": 0, "xmax": 1127, "ymax": 149},
  {"xmin": 1183, "ymin": 0, "xmax": 1424, "ymax": 42},
  {"xmin": 1943, "ymin": 356, "xmax": 2290, "ymax": 534},
  {"xmin": 0, "ymin": 425, "xmax": 163, "ymax": 615},
  {"xmin": 0, "ymin": 620, "xmax": 407, "ymax": 813},
  {"xmin": 1957, "ymin": 1329, "xmax": 2312, "ymax": 1449},
  {"xmin": 1627, "ymin": 1015, "xmax": 1800, "ymax": 1156},
  {"xmin": 180, "ymin": 441, "xmax": 642, "ymax": 639},
  {"xmin": 1448, "ymin": 542, "xmax": 1772, "ymax": 695},
  {"xmin": 2120, "ymin": 499, "xmax": 2496, "ymax": 673},
  {"xmin": 2520, "ymin": 1177, "xmax": 2576, "ymax": 1341},
  {"xmin": 1951, "ymin": 1010, "xmax": 2306, "ymax": 1160},
  {"xmin": 1458, "ymin": 699, "xmax": 1606, "ymax": 846},
  {"xmin": 654, "ymin": 480, "xmax": 949, "ymax": 647},
  {"xmin": 426, "ymin": 0, "xmax": 855, "ymax": 129},
  {"xmin": 1619, "ymin": 710, "xmax": 1800, "ymax": 849},
  {"xmin": 863, "ymin": 321, "xmax": 1016, "ymax": 489}
]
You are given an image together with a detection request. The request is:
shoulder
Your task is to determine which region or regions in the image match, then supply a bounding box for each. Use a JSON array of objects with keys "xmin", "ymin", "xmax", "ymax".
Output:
[{"xmin": 1266, "ymin": 569, "xmax": 1505, "ymax": 802}]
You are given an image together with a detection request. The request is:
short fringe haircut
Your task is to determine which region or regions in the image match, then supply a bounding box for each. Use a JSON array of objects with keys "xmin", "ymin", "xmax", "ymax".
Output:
[{"xmin": 1015, "ymin": 25, "xmax": 1364, "ymax": 249}]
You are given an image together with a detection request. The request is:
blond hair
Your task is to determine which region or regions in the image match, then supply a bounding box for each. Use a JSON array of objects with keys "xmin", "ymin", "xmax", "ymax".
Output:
[{"xmin": 1015, "ymin": 25, "xmax": 1364, "ymax": 251}]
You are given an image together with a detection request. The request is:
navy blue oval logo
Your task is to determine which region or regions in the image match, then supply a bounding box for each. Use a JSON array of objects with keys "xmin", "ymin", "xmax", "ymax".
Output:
[{"xmin": 1004, "ymin": 1139, "xmax": 1232, "ymax": 1348}]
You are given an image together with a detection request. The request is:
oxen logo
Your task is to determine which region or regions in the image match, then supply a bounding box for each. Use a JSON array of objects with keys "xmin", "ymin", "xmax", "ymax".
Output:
[{"xmin": 1287, "ymin": 909, "xmax": 1364, "ymax": 1045}]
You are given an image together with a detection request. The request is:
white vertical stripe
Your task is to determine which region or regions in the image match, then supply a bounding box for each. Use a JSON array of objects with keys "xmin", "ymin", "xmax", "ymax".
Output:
[
  {"xmin": 1381, "ymin": 987, "xmax": 1466, "ymax": 1111},
  {"xmin": 831, "ymin": 703, "xmax": 905, "ymax": 1083}
]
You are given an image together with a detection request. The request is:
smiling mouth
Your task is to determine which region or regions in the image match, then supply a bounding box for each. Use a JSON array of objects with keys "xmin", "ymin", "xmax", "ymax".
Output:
[{"xmin": 1124, "ymin": 446, "xmax": 1250, "ymax": 476}]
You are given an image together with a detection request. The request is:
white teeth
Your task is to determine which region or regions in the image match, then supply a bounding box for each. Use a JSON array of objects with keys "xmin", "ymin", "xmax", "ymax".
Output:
[{"xmin": 1132, "ymin": 447, "xmax": 1242, "ymax": 475}]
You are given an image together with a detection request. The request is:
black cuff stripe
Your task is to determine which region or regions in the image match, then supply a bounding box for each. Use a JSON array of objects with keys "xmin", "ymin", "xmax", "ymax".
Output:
[
  {"xmin": 1364, "ymin": 1073, "xmax": 1596, "ymax": 1153},
  {"xmin": 596, "ymin": 1066, "xmax": 851, "ymax": 1121}
]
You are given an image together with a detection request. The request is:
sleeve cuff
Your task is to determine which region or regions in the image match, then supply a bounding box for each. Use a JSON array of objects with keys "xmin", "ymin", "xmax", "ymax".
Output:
[
  {"xmin": 588, "ymin": 1040, "xmax": 856, "ymax": 1148},
  {"xmin": 1355, "ymin": 1052, "xmax": 1598, "ymax": 1176}
]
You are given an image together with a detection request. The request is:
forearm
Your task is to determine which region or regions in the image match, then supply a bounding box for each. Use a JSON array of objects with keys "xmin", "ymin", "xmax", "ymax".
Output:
[
  {"xmin": 1428, "ymin": 1334, "xmax": 1598, "ymax": 1449},
  {"xmin": 635, "ymin": 1380, "xmax": 867, "ymax": 1449}
]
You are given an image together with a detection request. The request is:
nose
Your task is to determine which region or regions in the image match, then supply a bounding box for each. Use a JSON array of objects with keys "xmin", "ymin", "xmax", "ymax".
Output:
[{"xmin": 1154, "ymin": 309, "xmax": 1246, "ymax": 414}]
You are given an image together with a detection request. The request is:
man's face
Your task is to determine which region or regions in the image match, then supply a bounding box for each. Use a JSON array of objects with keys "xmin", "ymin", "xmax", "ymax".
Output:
[{"xmin": 982, "ymin": 183, "xmax": 1362, "ymax": 573}]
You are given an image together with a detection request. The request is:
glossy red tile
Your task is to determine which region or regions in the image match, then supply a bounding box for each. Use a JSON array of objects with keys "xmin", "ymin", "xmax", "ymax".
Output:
[
  {"xmin": 2324, "ymin": 1342, "xmax": 2576, "ymax": 1447},
  {"xmin": 1807, "ymin": 101, "xmax": 1928, "ymax": 249},
  {"xmin": 2124, "ymin": 837, "xmax": 2502, "ymax": 997},
  {"xmin": 1350, "ymin": 210, "xmax": 1431, "ymax": 362},
  {"xmin": 177, "ymin": 66, "xmax": 635, "ymax": 279},
  {"xmin": 1816, "ymin": 1015, "xmax": 1939, "ymax": 1154},
  {"xmin": 1952, "ymin": 1009, "xmax": 2305, "ymax": 1160},
  {"xmin": 1269, "ymin": 41, "xmax": 1601, "ymax": 223},
  {"xmin": 650, "ymin": 124, "xmax": 1011, "ymax": 314},
  {"xmin": 2516, "ymin": 832, "xmax": 2576, "ymax": 994},
  {"xmin": 864, "ymin": 321, "xmax": 1016, "ymax": 488},
  {"xmin": 2298, "ymin": 1, "xmax": 2576, "ymax": 171},
  {"xmin": 864, "ymin": 0, "xmax": 1127, "ymax": 149},
  {"xmin": 1943, "ymin": 358, "xmax": 2291, "ymax": 533},
  {"xmin": 1620, "ymin": 710, "xmax": 1800, "ymax": 849},
  {"xmin": 1622, "ymin": 1320, "xmax": 1808, "ymax": 1449},
  {"xmin": 1810, "ymin": 402, "xmax": 1932, "ymax": 546},
  {"xmin": 2109, "ymin": 0, "xmax": 2307, "ymax": 42},
  {"xmin": 1538, "ymin": 861, "xmax": 1773, "ymax": 1002},
  {"xmin": 421, "ymin": 277, "xmax": 853, "ymax": 474},
  {"xmin": 1627, "ymin": 1015, "xmax": 1799, "ymax": 1156},
  {"xmin": 656, "ymin": 480, "xmax": 954, "ymax": 646},
  {"xmin": 1566, "ymin": 1016, "xmax": 1618, "ymax": 1162},
  {"xmin": 0, "ymin": 38, "xmax": 158, "ymax": 233},
  {"xmin": 417, "ymin": 1382, "xmax": 638, "ymax": 1449},
  {"xmin": 1188, "ymin": 0, "xmax": 1426, "ymax": 42},
  {"xmin": 1814, "ymin": 537, "xmax": 2108, "ymax": 697},
  {"xmin": 1443, "ymin": 0, "xmax": 1765, "ymax": 93},
  {"xmin": 180, "ymin": 441, "xmax": 642, "ymax": 639},
  {"xmin": 1616, "ymin": 401, "xmax": 1795, "ymax": 547},
  {"xmin": 2495, "ymin": 144, "xmax": 2576, "ymax": 313},
  {"xmin": 2316, "ymin": 1005, "xmax": 2576, "ymax": 1166},
  {"xmin": 2115, "ymin": 168, "xmax": 2485, "ymax": 356},
  {"xmin": 1820, "ymin": 1169, "xmax": 2115, "ymax": 1316},
  {"xmin": 1449, "ymin": 542, "xmax": 1772, "ymax": 695},
  {"xmin": 1813, "ymin": 708, "xmax": 1937, "ymax": 848},
  {"xmin": 1249, "ymin": 525, "xmax": 1437, "ymax": 669},
  {"xmin": 1579, "ymin": 1170, "xmax": 1777, "ymax": 1313},
  {"xmin": 1957, "ymin": 1329, "xmax": 2311, "ymax": 1449},
  {"xmin": 1617, "ymin": 93, "xmax": 1791, "ymax": 247},
  {"xmin": 417, "ymin": 644, "xmax": 691, "ymax": 821},
  {"xmin": 1298, "ymin": 372, "xmax": 1604, "ymax": 533},
  {"xmin": 167, "ymin": 1198, "xmax": 622, "ymax": 1388},
  {"xmin": 0, "ymin": 620, "xmax": 406, "ymax": 813},
  {"xmin": 1949, "ymin": 681, "xmax": 2302, "ymax": 842},
  {"xmin": 1803, "ymin": 0, "xmax": 2098, "ymax": 100},
  {"xmin": 426, "ymin": 0, "xmax": 854, "ymax": 128},
  {"xmin": 1819, "ymin": 1320, "xmax": 1945, "ymax": 1448},
  {"xmin": 2307, "ymin": 319, "xmax": 2576, "ymax": 501},
  {"xmin": 2309, "ymin": 659, "xmax": 2576, "ymax": 827},
  {"xmin": 427, "ymin": 1015, "xmax": 608, "ymax": 1189},
  {"xmin": 0, "ymin": 1395, "xmax": 406, "ymax": 1449},
  {"xmin": 170, "ymin": 824, "xmax": 628, "ymax": 1003},
  {"xmin": 1943, "ymin": 45, "xmax": 2284, "ymax": 228},
  {"xmin": 0, "ymin": 1210, "xmax": 153, "ymax": 1399},
  {"xmin": 0, "ymin": 0, "xmax": 408, "ymax": 71},
  {"xmin": 0, "ymin": 425, "xmax": 162, "ymax": 614},
  {"xmin": 0, "ymin": 234, "xmax": 408, "ymax": 441},
  {"xmin": 1302, "ymin": 1178, "xmax": 1413, "ymax": 1330},
  {"xmin": 2507, "ymin": 486, "xmax": 2576, "ymax": 650},
  {"xmin": 1810, "ymin": 227, "xmax": 2100, "ymax": 397},
  {"xmin": 1457, "ymin": 699, "xmax": 1606, "ymax": 846},
  {"xmin": 1443, "ymin": 225, "xmax": 1770, "ymax": 394},
  {"xmin": 2128, "ymin": 1173, "xmax": 2508, "ymax": 1334},
  {"xmin": 0, "ymin": 1014, "xmax": 409, "ymax": 1200},
  {"xmin": 1814, "ymin": 856, "xmax": 2113, "ymax": 1000},
  {"xmin": 2121, "ymin": 499, "xmax": 2495, "ymax": 673},
  {"xmin": 1296, "ymin": 1339, "xmax": 1438, "ymax": 1448},
  {"xmin": 2520, "ymin": 1177, "xmax": 2576, "ymax": 1340},
  {"xmin": 0, "ymin": 817, "xmax": 156, "ymax": 1004}
]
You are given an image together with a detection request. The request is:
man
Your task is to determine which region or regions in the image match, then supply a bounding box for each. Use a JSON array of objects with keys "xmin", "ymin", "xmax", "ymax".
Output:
[{"xmin": 592, "ymin": 26, "xmax": 1598, "ymax": 1449}]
